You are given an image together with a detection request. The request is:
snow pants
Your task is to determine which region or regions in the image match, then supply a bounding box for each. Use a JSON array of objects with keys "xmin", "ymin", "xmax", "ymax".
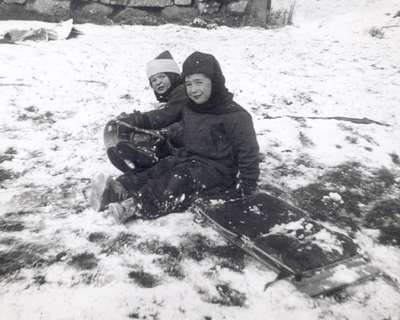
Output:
[{"xmin": 117, "ymin": 156, "xmax": 236, "ymax": 218}]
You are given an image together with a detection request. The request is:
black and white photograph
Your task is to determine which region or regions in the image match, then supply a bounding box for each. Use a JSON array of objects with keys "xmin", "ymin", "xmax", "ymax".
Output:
[{"xmin": 1, "ymin": 0, "xmax": 400, "ymax": 318}]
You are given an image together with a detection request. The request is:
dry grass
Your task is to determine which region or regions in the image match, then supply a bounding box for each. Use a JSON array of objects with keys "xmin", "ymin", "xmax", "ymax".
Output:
[{"xmin": 267, "ymin": 0, "xmax": 296, "ymax": 27}]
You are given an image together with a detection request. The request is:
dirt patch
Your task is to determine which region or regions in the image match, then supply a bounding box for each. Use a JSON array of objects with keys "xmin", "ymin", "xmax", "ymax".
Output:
[
  {"xmin": 154, "ymin": 254, "xmax": 185, "ymax": 279},
  {"xmin": 137, "ymin": 239, "xmax": 185, "ymax": 279},
  {"xmin": 0, "ymin": 147, "xmax": 16, "ymax": 164},
  {"xmin": 209, "ymin": 245, "xmax": 245, "ymax": 272},
  {"xmin": 69, "ymin": 252, "xmax": 98, "ymax": 270},
  {"xmin": 0, "ymin": 241, "xmax": 48, "ymax": 279},
  {"xmin": 292, "ymin": 182, "xmax": 361, "ymax": 231},
  {"xmin": 88, "ymin": 232, "xmax": 108, "ymax": 243},
  {"xmin": 214, "ymin": 283, "xmax": 247, "ymax": 307},
  {"xmin": 365, "ymin": 199, "xmax": 400, "ymax": 228},
  {"xmin": 137, "ymin": 234, "xmax": 245, "ymax": 277},
  {"xmin": 198, "ymin": 283, "xmax": 247, "ymax": 307},
  {"xmin": 16, "ymin": 107, "xmax": 56, "ymax": 125},
  {"xmin": 273, "ymin": 162, "xmax": 304, "ymax": 178},
  {"xmin": 128, "ymin": 270, "xmax": 159, "ymax": 288},
  {"xmin": 0, "ymin": 237, "xmax": 17, "ymax": 246},
  {"xmin": 180, "ymin": 233, "xmax": 245, "ymax": 272},
  {"xmin": 294, "ymin": 153, "xmax": 317, "ymax": 168},
  {"xmin": 292, "ymin": 161, "xmax": 400, "ymax": 244},
  {"xmin": 100, "ymin": 232, "xmax": 138, "ymax": 255},
  {"xmin": 153, "ymin": 244, "xmax": 184, "ymax": 279},
  {"xmin": 378, "ymin": 226, "xmax": 400, "ymax": 246},
  {"xmin": 180, "ymin": 233, "xmax": 218, "ymax": 262},
  {"xmin": 298, "ymin": 131, "xmax": 315, "ymax": 147},
  {"xmin": 0, "ymin": 218, "xmax": 25, "ymax": 232},
  {"xmin": 365, "ymin": 199, "xmax": 400, "ymax": 245},
  {"xmin": 0, "ymin": 168, "xmax": 17, "ymax": 183},
  {"xmin": 4, "ymin": 210, "xmax": 36, "ymax": 218},
  {"xmin": 33, "ymin": 274, "xmax": 47, "ymax": 286},
  {"xmin": 389, "ymin": 152, "xmax": 400, "ymax": 165}
]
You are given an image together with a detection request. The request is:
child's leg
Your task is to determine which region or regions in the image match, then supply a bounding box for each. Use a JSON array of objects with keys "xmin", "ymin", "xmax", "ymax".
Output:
[
  {"xmin": 127, "ymin": 160, "xmax": 235, "ymax": 219},
  {"xmin": 116, "ymin": 156, "xmax": 177, "ymax": 195}
]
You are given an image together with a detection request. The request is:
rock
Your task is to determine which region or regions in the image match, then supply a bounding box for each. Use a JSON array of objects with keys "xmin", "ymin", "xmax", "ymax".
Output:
[
  {"xmin": 244, "ymin": 0, "xmax": 268, "ymax": 26},
  {"xmin": 190, "ymin": 17, "xmax": 217, "ymax": 29},
  {"xmin": 0, "ymin": 2, "xmax": 55, "ymax": 21},
  {"xmin": 25, "ymin": 0, "xmax": 71, "ymax": 20},
  {"xmin": 80, "ymin": 2, "xmax": 113, "ymax": 17},
  {"xmin": 128, "ymin": 270, "xmax": 159, "ymax": 288},
  {"xmin": 112, "ymin": 7, "xmax": 162, "ymax": 25},
  {"xmin": 161, "ymin": 6, "xmax": 198, "ymax": 23},
  {"xmin": 3, "ymin": 0, "xmax": 26, "ymax": 4},
  {"xmin": 174, "ymin": 0, "xmax": 191, "ymax": 6},
  {"xmin": 227, "ymin": 0, "xmax": 248, "ymax": 15},
  {"xmin": 99, "ymin": 0, "xmax": 173, "ymax": 7},
  {"xmin": 69, "ymin": 253, "xmax": 98, "ymax": 270},
  {"xmin": 196, "ymin": 0, "xmax": 221, "ymax": 15},
  {"xmin": 73, "ymin": 2, "xmax": 114, "ymax": 24}
]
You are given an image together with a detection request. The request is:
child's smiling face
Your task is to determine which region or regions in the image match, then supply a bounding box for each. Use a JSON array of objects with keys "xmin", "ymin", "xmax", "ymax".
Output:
[{"xmin": 185, "ymin": 73, "xmax": 212, "ymax": 105}]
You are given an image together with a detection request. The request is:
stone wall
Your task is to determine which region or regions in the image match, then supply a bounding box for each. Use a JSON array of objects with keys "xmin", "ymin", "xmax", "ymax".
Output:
[{"xmin": 0, "ymin": 0, "xmax": 271, "ymax": 27}]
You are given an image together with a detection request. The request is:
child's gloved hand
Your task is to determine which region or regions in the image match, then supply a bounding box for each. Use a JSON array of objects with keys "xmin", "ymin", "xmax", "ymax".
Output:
[
  {"xmin": 116, "ymin": 112, "xmax": 129, "ymax": 120},
  {"xmin": 116, "ymin": 110, "xmax": 145, "ymax": 128},
  {"xmin": 240, "ymin": 181, "xmax": 257, "ymax": 197}
]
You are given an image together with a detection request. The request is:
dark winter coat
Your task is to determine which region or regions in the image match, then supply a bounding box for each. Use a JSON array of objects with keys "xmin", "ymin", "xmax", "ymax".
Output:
[{"xmin": 126, "ymin": 93, "xmax": 260, "ymax": 193}]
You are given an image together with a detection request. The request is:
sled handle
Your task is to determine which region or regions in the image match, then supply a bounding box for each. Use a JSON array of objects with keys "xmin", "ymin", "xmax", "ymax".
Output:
[{"xmin": 115, "ymin": 120, "xmax": 165, "ymax": 140}]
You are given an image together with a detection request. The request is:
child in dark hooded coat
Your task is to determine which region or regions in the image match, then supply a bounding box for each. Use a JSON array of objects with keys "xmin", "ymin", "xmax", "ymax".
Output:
[{"xmin": 90, "ymin": 51, "xmax": 260, "ymax": 223}]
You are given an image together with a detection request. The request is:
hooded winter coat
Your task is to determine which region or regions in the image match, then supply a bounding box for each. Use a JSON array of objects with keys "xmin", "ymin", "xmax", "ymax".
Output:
[{"xmin": 129, "ymin": 52, "xmax": 260, "ymax": 193}]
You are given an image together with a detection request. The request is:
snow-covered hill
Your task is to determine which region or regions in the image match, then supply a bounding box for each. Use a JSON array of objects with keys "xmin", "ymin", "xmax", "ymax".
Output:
[{"xmin": 1, "ymin": 0, "xmax": 400, "ymax": 319}]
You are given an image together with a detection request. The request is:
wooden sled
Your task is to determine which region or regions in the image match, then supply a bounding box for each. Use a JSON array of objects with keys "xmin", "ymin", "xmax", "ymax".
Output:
[{"xmin": 192, "ymin": 193, "xmax": 382, "ymax": 297}]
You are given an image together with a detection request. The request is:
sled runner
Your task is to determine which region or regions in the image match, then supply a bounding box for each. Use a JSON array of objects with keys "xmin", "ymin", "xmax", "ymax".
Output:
[{"xmin": 192, "ymin": 193, "xmax": 381, "ymax": 297}]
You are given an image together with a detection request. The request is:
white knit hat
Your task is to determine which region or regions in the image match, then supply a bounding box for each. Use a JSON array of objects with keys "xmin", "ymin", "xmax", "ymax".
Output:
[{"xmin": 146, "ymin": 50, "xmax": 180, "ymax": 79}]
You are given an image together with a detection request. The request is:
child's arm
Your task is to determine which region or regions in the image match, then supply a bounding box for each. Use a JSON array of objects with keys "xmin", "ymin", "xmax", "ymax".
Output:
[
  {"xmin": 144, "ymin": 85, "xmax": 187, "ymax": 129},
  {"xmin": 116, "ymin": 86, "xmax": 186, "ymax": 130},
  {"xmin": 229, "ymin": 112, "xmax": 260, "ymax": 195}
]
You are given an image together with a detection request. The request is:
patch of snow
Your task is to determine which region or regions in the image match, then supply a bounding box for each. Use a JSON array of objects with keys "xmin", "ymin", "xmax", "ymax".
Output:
[
  {"xmin": 311, "ymin": 229, "xmax": 344, "ymax": 254},
  {"xmin": 323, "ymin": 192, "xmax": 344, "ymax": 204},
  {"xmin": 209, "ymin": 199, "xmax": 226, "ymax": 206},
  {"xmin": 269, "ymin": 218, "xmax": 305, "ymax": 235}
]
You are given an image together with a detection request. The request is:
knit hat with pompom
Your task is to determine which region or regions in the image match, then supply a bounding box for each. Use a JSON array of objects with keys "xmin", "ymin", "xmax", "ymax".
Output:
[{"xmin": 146, "ymin": 50, "xmax": 180, "ymax": 79}]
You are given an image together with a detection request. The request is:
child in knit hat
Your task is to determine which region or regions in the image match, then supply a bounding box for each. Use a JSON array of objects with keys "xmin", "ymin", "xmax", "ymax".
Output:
[
  {"xmin": 90, "ymin": 51, "xmax": 259, "ymax": 223},
  {"xmin": 146, "ymin": 50, "xmax": 181, "ymax": 102},
  {"xmin": 104, "ymin": 50, "xmax": 187, "ymax": 173}
]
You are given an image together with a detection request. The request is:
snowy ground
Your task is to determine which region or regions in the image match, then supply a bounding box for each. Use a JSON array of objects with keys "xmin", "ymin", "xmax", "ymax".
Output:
[{"xmin": 1, "ymin": 0, "xmax": 400, "ymax": 319}]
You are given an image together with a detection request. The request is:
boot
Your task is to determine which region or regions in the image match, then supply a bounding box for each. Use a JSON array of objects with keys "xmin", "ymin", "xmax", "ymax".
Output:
[
  {"xmin": 106, "ymin": 198, "xmax": 140, "ymax": 223},
  {"xmin": 106, "ymin": 147, "xmax": 132, "ymax": 173},
  {"xmin": 89, "ymin": 173, "xmax": 128, "ymax": 211}
]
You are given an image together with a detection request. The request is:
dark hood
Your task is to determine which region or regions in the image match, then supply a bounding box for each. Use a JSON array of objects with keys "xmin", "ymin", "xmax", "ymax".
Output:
[{"xmin": 182, "ymin": 51, "xmax": 237, "ymax": 115}]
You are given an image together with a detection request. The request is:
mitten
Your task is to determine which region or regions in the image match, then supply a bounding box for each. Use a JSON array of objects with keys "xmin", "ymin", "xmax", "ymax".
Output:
[{"xmin": 240, "ymin": 180, "xmax": 257, "ymax": 197}]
